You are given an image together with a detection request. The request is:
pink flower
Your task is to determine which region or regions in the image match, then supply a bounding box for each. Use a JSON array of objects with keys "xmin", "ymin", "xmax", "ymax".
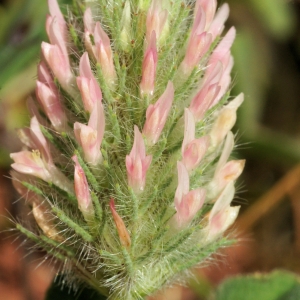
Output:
[
  {"xmin": 182, "ymin": 109, "xmax": 210, "ymax": 171},
  {"xmin": 110, "ymin": 199, "xmax": 131, "ymax": 249},
  {"xmin": 140, "ymin": 31, "xmax": 158, "ymax": 96},
  {"xmin": 10, "ymin": 150, "xmax": 52, "ymax": 182},
  {"xmin": 210, "ymin": 93, "xmax": 244, "ymax": 147},
  {"xmin": 83, "ymin": 8, "xmax": 117, "ymax": 87},
  {"xmin": 29, "ymin": 116, "xmax": 52, "ymax": 164},
  {"xmin": 126, "ymin": 126, "xmax": 152, "ymax": 192},
  {"xmin": 205, "ymin": 27, "xmax": 236, "ymax": 106},
  {"xmin": 142, "ymin": 81, "xmax": 174, "ymax": 145},
  {"xmin": 180, "ymin": 8, "xmax": 212, "ymax": 75},
  {"xmin": 207, "ymin": 181, "xmax": 240, "ymax": 240},
  {"xmin": 174, "ymin": 162, "xmax": 206, "ymax": 227},
  {"xmin": 41, "ymin": 43, "xmax": 74, "ymax": 97},
  {"xmin": 146, "ymin": 0, "xmax": 168, "ymax": 43},
  {"xmin": 189, "ymin": 77, "xmax": 221, "ymax": 121},
  {"xmin": 72, "ymin": 155, "xmax": 94, "ymax": 221},
  {"xmin": 207, "ymin": 131, "xmax": 245, "ymax": 199},
  {"xmin": 74, "ymin": 100, "xmax": 105, "ymax": 166},
  {"xmin": 36, "ymin": 62, "xmax": 67, "ymax": 132},
  {"xmin": 77, "ymin": 52, "xmax": 102, "ymax": 113}
]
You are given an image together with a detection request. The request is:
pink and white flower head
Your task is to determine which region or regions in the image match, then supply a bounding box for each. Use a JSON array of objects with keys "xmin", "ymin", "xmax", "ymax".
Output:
[
  {"xmin": 126, "ymin": 126, "xmax": 152, "ymax": 193},
  {"xmin": 77, "ymin": 52, "xmax": 102, "ymax": 113},
  {"xmin": 142, "ymin": 81, "xmax": 174, "ymax": 145},
  {"xmin": 210, "ymin": 93, "xmax": 244, "ymax": 147},
  {"xmin": 83, "ymin": 8, "xmax": 117, "ymax": 87},
  {"xmin": 74, "ymin": 100, "xmax": 105, "ymax": 166},
  {"xmin": 72, "ymin": 155, "xmax": 94, "ymax": 222},
  {"xmin": 174, "ymin": 162, "xmax": 206, "ymax": 228},
  {"xmin": 207, "ymin": 181, "xmax": 240, "ymax": 240},
  {"xmin": 140, "ymin": 31, "xmax": 158, "ymax": 96},
  {"xmin": 146, "ymin": 0, "xmax": 168, "ymax": 44},
  {"xmin": 110, "ymin": 199, "xmax": 131, "ymax": 249},
  {"xmin": 182, "ymin": 109, "xmax": 210, "ymax": 171},
  {"xmin": 36, "ymin": 62, "xmax": 67, "ymax": 132}
]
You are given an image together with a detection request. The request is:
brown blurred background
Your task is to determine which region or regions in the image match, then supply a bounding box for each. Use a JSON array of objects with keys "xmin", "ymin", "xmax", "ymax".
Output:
[{"xmin": 1, "ymin": 0, "xmax": 300, "ymax": 299}]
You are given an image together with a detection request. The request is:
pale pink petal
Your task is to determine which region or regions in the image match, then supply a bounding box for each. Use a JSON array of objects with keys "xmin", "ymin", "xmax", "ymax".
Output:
[
  {"xmin": 72, "ymin": 155, "xmax": 94, "ymax": 221},
  {"xmin": 209, "ymin": 3, "xmax": 230, "ymax": 40}
]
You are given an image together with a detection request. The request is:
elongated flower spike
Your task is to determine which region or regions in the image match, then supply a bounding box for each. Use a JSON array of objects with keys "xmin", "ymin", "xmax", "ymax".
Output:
[
  {"xmin": 140, "ymin": 31, "xmax": 158, "ymax": 96},
  {"xmin": 210, "ymin": 93, "xmax": 244, "ymax": 147},
  {"xmin": 143, "ymin": 81, "xmax": 174, "ymax": 145},
  {"xmin": 36, "ymin": 62, "xmax": 67, "ymax": 132},
  {"xmin": 11, "ymin": 1, "xmax": 247, "ymax": 298},
  {"xmin": 126, "ymin": 126, "xmax": 152, "ymax": 192},
  {"xmin": 182, "ymin": 109, "xmax": 210, "ymax": 171},
  {"xmin": 74, "ymin": 100, "xmax": 105, "ymax": 166},
  {"xmin": 110, "ymin": 199, "xmax": 131, "ymax": 249},
  {"xmin": 174, "ymin": 162, "xmax": 206, "ymax": 227},
  {"xmin": 207, "ymin": 181, "xmax": 240, "ymax": 240},
  {"xmin": 77, "ymin": 52, "xmax": 102, "ymax": 113},
  {"xmin": 72, "ymin": 155, "xmax": 95, "ymax": 223},
  {"xmin": 83, "ymin": 9, "xmax": 117, "ymax": 88}
]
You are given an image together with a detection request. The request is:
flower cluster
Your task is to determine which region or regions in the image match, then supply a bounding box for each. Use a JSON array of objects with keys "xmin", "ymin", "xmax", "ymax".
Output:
[{"xmin": 11, "ymin": 0, "xmax": 244, "ymax": 299}]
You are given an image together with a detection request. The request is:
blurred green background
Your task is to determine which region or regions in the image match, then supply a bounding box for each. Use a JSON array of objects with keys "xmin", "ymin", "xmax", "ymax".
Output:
[{"xmin": 0, "ymin": 0, "xmax": 300, "ymax": 299}]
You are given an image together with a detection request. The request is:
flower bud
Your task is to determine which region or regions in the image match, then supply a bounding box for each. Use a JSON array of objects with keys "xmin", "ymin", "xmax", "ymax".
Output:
[
  {"xmin": 126, "ymin": 126, "xmax": 152, "ymax": 192},
  {"xmin": 140, "ymin": 31, "xmax": 158, "ymax": 96},
  {"xmin": 119, "ymin": 1, "xmax": 132, "ymax": 52},
  {"xmin": 74, "ymin": 100, "xmax": 105, "ymax": 166},
  {"xmin": 146, "ymin": 0, "xmax": 168, "ymax": 44},
  {"xmin": 210, "ymin": 93, "xmax": 244, "ymax": 147},
  {"xmin": 110, "ymin": 199, "xmax": 131, "ymax": 249},
  {"xmin": 77, "ymin": 52, "xmax": 102, "ymax": 113},
  {"xmin": 207, "ymin": 181, "xmax": 240, "ymax": 240},
  {"xmin": 142, "ymin": 81, "xmax": 174, "ymax": 145},
  {"xmin": 182, "ymin": 109, "xmax": 210, "ymax": 171},
  {"xmin": 174, "ymin": 162, "xmax": 206, "ymax": 227},
  {"xmin": 72, "ymin": 155, "xmax": 94, "ymax": 222}
]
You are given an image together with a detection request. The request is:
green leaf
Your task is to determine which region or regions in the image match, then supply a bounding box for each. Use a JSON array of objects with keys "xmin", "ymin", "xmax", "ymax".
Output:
[
  {"xmin": 46, "ymin": 275, "xmax": 108, "ymax": 300},
  {"xmin": 215, "ymin": 271, "xmax": 300, "ymax": 300}
]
